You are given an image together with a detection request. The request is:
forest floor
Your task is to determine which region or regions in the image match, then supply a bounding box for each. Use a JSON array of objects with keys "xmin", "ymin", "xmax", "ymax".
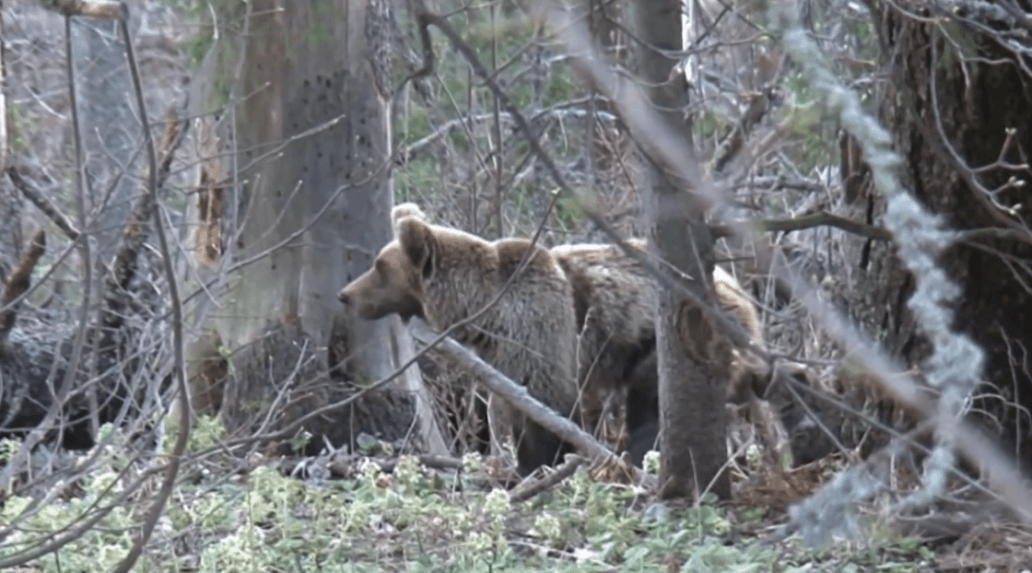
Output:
[{"xmin": 5, "ymin": 418, "xmax": 1030, "ymax": 572}]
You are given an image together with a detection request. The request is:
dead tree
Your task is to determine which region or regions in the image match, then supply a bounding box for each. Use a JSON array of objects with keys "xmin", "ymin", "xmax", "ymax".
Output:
[{"xmin": 182, "ymin": 0, "xmax": 447, "ymax": 456}]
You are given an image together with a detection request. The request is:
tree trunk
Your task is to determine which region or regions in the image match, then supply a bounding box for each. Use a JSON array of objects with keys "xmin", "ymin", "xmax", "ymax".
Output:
[
  {"xmin": 841, "ymin": 1, "xmax": 1032, "ymax": 467},
  {"xmin": 0, "ymin": 2, "xmax": 12, "ymax": 277},
  {"xmin": 629, "ymin": 0, "xmax": 731, "ymax": 500},
  {"xmin": 191, "ymin": 0, "xmax": 446, "ymax": 456},
  {"xmin": 71, "ymin": 14, "xmax": 138, "ymax": 263}
]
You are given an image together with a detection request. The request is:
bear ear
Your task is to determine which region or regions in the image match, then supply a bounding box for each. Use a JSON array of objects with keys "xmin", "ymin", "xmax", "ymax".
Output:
[
  {"xmin": 396, "ymin": 217, "xmax": 436, "ymax": 279},
  {"xmin": 391, "ymin": 203, "xmax": 428, "ymax": 238},
  {"xmin": 391, "ymin": 202, "xmax": 427, "ymax": 223}
]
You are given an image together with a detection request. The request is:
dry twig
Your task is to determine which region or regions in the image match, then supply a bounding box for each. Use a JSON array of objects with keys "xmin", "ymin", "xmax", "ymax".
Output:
[
  {"xmin": 6, "ymin": 168, "xmax": 81, "ymax": 241},
  {"xmin": 510, "ymin": 454, "xmax": 588, "ymax": 503},
  {"xmin": 111, "ymin": 3, "xmax": 190, "ymax": 569}
]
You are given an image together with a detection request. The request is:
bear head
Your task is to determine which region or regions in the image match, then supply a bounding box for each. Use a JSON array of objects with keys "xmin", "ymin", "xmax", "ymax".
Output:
[{"xmin": 337, "ymin": 216, "xmax": 437, "ymax": 322}]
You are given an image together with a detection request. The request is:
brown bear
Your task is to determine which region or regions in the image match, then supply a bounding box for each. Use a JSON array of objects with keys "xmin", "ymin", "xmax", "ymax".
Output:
[
  {"xmin": 389, "ymin": 202, "xmax": 494, "ymax": 457},
  {"xmin": 551, "ymin": 238, "xmax": 769, "ymax": 466},
  {"xmin": 338, "ymin": 211, "xmax": 580, "ymax": 477}
]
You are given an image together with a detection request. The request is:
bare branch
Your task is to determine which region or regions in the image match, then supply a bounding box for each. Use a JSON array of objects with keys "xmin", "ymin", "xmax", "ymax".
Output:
[
  {"xmin": 6, "ymin": 168, "xmax": 81, "ymax": 241},
  {"xmin": 711, "ymin": 210, "xmax": 895, "ymax": 242},
  {"xmin": 510, "ymin": 454, "xmax": 587, "ymax": 503},
  {"xmin": 111, "ymin": 5, "xmax": 189, "ymax": 570}
]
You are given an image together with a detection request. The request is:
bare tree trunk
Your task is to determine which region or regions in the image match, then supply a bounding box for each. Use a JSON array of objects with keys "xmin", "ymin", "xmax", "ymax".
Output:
[
  {"xmin": 0, "ymin": 1, "xmax": 6, "ymax": 179},
  {"xmin": 191, "ymin": 0, "xmax": 445, "ymax": 455},
  {"xmin": 70, "ymin": 14, "xmax": 137, "ymax": 262},
  {"xmin": 0, "ymin": 3, "xmax": 22, "ymax": 282},
  {"xmin": 629, "ymin": 0, "xmax": 731, "ymax": 500}
]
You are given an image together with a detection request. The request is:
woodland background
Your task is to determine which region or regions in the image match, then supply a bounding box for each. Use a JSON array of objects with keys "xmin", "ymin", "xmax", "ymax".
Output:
[{"xmin": 1, "ymin": 0, "xmax": 1031, "ymax": 571}]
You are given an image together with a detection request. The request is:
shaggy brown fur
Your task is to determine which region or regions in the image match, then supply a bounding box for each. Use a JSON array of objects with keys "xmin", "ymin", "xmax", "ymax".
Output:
[
  {"xmin": 339, "ymin": 214, "xmax": 580, "ymax": 476},
  {"xmin": 551, "ymin": 238, "xmax": 769, "ymax": 465},
  {"xmin": 550, "ymin": 239, "xmax": 656, "ymax": 444}
]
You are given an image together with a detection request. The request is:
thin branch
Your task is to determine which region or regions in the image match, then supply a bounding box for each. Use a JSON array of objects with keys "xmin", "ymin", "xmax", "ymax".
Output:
[
  {"xmin": 6, "ymin": 168, "xmax": 81, "ymax": 241},
  {"xmin": 711, "ymin": 210, "xmax": 895, "ymax": 242},
  {"xmin": 510, "ymin": 454, "xmax": 587, "ymax": 502},
  {"xmin": 0, "ymin": 8, "xmax": 98, "ymax": 526},
  {"xmin": 397, "ymin": 104, "xmax": 619, "ymax": 163},
  {"xmin": 112, "ymin": 3, "xmax": 189, "ymax": 570}
]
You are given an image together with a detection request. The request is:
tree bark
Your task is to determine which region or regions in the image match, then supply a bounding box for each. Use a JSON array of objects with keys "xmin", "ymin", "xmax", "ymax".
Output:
[
  {"xmin": 0, "ymin": 3, "xmax": 21, "ymax": 282},
  {"xmin": 192, "ymin": 0, "xmax": 446, "ymax": 456},
  {"xmin": 70, "ymin": 14, "xmax": 138, "ymax": 263},
  {"xmin": 629, "ymin": 0, "xmax": 731, "ymax": 500},
  {"xmin": 840, "ymin": 1, "xmax": 1032, "ymax": 466}
]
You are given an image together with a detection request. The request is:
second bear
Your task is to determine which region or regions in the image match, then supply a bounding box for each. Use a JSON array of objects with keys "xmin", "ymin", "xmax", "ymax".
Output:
[{"xmin": 551, "ymin": 238, "xmax": 768, "ymax": 466}]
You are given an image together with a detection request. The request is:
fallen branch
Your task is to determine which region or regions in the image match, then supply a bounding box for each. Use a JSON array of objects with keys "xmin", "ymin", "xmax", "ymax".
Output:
[
  {"xmin": 408, "ymin": 318, "xmax": 657, "ymax": 489},
  {"xmin": 510, "ymin": 453, "xmax": 587, "ymax": 503}
]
